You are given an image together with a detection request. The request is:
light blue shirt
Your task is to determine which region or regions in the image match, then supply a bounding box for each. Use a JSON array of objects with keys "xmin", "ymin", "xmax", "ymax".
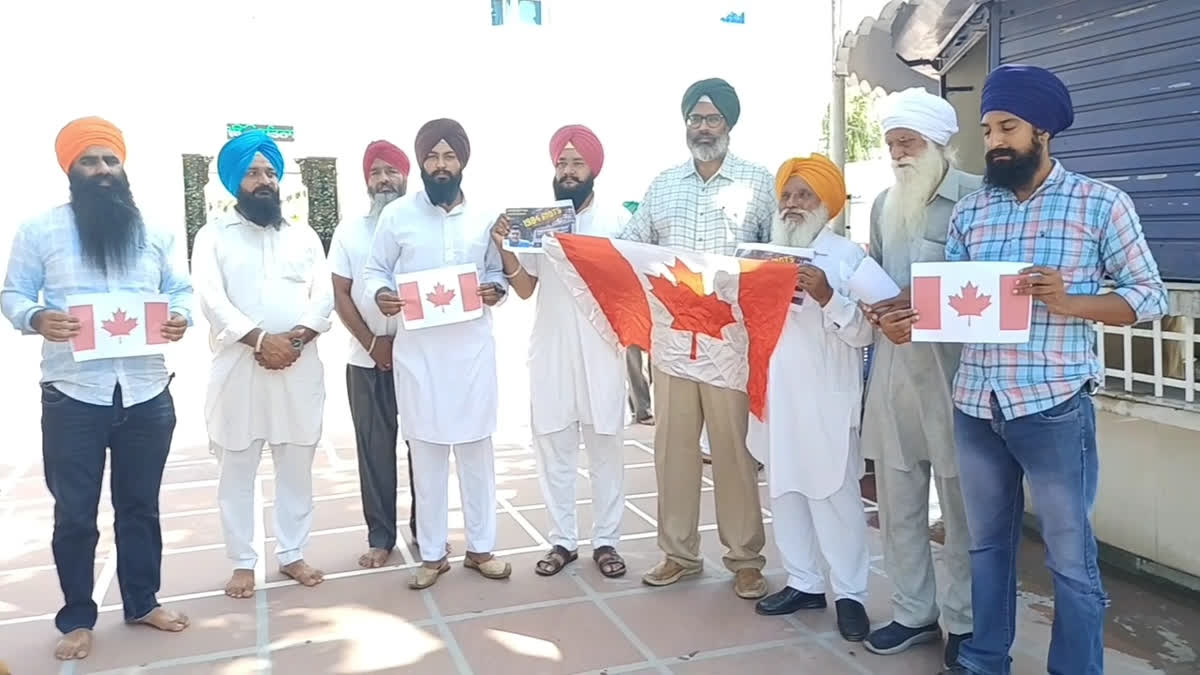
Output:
[{"xmin": 1, "ymin": 204, "xmax": 194, "ymax": 406}]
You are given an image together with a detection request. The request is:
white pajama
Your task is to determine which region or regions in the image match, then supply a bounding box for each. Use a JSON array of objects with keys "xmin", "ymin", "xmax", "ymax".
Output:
[
  {"xmin": 534, "ymin": 424, "xmax": 624, "ymax": 551},
  {"xmin": 410, "ymin": 437, "xmax": 498, "ymax": 562},
  {"xmin": 772, "ymin": 457, "xmax": 870, "ymax": 603},
  {"xmin": 215, "ymin": 441, "xmax": 317, "ymax": 569}
]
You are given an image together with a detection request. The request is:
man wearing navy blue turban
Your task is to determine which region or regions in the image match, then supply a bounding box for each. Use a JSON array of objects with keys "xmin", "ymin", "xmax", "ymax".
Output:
[
  {"xmin": 192, "ymin": 130, "xmax": 336, "ymax": 600},
  {"xmin": 891, "ymin": 64, "xmax": 1169, "ymax": 675}
]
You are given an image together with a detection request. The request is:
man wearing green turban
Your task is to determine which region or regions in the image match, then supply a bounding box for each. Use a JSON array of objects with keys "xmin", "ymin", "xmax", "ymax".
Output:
[{"xmin": 619, "ymin": 77, "xmax": 776, "ymax": 601}]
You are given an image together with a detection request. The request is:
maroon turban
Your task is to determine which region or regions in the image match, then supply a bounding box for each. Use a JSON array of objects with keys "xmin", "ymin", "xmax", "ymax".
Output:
[
  {"xmin": 414, "ymin": 118, "xmax": 470, "ymax": 167},
  {"xmin": 362, "ymin": 140, "xmax": 410, "ymax": 183},
  {"xmin": 549, "ymin": 124, "xmax": 604, "ymax": 176}
]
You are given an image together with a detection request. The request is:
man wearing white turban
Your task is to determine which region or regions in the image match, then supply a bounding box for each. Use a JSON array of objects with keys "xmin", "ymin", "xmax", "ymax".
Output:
[{"xmin": 858, "ymin": 87, "xmax": 979, "ymax": 668}]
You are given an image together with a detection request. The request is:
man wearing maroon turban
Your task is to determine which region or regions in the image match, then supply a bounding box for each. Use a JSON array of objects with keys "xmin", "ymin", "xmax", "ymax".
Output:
[
  {"xmin": 329, "ymin": 139, "xmax": 416, "ymax": 568},
  {"xmin": 491, "ymin": 124, "xmax": 632, "ymax": 579}
]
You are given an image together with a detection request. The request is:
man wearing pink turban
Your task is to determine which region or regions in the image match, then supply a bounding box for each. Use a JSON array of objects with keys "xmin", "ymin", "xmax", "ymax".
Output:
[
  {"xmin": 491, "ymin": 124, "xmax": 632, "ymax": 579},
  {"xmin": 329, "ymin": 139, "xmax": 415, "ymax": 569}
]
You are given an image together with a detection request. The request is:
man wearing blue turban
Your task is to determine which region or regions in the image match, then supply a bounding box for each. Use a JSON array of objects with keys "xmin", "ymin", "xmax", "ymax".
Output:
[
  {"xmin": 192, "ymin": 131, "xmax": 336, "ymax": 600},
  {"xmin": 881, "ymin": 65, "xmax": 1170, "ymax": 675}
]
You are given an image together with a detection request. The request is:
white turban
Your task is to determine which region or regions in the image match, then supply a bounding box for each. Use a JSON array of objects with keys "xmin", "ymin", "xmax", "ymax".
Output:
[{"xmin": 881, "ymin": 88, "xmax": 959, "ymax": 146}]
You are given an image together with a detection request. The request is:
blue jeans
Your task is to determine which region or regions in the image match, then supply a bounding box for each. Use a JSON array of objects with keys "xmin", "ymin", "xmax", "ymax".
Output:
[
  {"xmin": 953, "ymin": 389, "xmax": 1107, "ymax": 675},
  {"xmin": 41, "ymin": 382, "xmax": 176, "ymax": 633}
]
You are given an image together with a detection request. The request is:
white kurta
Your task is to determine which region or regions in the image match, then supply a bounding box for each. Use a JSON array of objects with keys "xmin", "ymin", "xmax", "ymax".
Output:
[
  {"xmin": 363, "ymin": 191, "xmax": 506, "ymax": 445},
  {"xmin": 328, "ymin": 215, "xmax": 399, "ymax": 369},
  {"xmin": 520, "ymin": 201, "xmax": 629, "ymax": 437},
  {"xmin": 747, "ymin": 229, "xmax": 875, "ymax": 500},
  {"xmin": 192, "ymin": 213, "xmax": 334, "ymax": 451}
]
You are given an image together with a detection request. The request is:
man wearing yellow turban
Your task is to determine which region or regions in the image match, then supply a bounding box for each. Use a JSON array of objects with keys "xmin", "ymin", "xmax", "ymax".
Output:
[
  {"xmin": 2, "ymin": 116, "xmax": 193, "ymax": 661},
  {"xmin": 747, "ymin": 154, "xmax": 874, "ymax": 643}
]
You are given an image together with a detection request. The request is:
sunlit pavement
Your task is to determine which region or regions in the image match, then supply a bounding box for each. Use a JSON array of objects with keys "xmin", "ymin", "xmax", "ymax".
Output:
[{"xmin": 1, "ymin": 284, "xmax": 1196, "ymax": 674}]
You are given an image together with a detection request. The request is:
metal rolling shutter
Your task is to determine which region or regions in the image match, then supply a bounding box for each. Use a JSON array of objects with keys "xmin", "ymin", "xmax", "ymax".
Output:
[{"xmin": 996, "ymin": 0, "xmax": 1200, "ymax": 281}]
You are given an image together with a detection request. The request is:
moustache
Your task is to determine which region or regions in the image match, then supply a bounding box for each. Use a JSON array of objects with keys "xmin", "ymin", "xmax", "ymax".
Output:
[{"xmin": 986, "ymin": 149, "xmax": 1017, "ymax": 162}]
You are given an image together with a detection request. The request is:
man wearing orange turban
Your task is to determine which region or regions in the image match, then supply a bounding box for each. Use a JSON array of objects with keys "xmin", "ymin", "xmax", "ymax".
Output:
[
  {"xmin": 330, "ymin": 139, "xmax": 414, "ymax": 569},
  {"xmin": 490, "ymin": 124, "xmax": 632, "ymax": 580},
  {"xmin": 748, "ymin": 154, "xmax": 874, "ymax": 644},
  {"xmin": 2, "ymin": 116, "xmax": 193, "ymax": 661},
  {"xmin": 54, "ymin": 116, "xmax": 127, "ymax": 174}
]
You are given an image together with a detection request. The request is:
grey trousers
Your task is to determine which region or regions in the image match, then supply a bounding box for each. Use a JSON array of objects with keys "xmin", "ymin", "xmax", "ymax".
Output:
[
  {"xmin": 626, "ymin": 345, "xmax": 652, "ymax": 420},
  {"xmin": 346, "ymin": 365, "xmax": 416, "ymax": 550}
]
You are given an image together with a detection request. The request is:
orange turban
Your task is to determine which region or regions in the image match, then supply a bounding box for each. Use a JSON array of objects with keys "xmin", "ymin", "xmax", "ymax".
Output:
[
  {"xmin": 54, "ymin": 117, "xmax": 126, "ymax": 174},
  {"xmin": 775, "ymin": 154, "xmax": 846, "ymax": 220}
]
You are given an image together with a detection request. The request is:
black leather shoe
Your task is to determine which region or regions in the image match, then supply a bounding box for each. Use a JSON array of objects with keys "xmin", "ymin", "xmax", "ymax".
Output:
[
  {"xmin": 835, "ymin": 598, "xmax": 870, "ymax": 642},
  {"xmin": 945, "ymin": 632, "xmax": 972, "ymax": 668},
  {"xmin": 754, "ymin": 587, "xmax": 827, "ymax": 615}
]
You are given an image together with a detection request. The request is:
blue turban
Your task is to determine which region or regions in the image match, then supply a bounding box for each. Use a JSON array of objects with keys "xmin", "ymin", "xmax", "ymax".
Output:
[
  {"xmin": 217, "ymin": 130, "xmax": 285, "ymax": 196},
  {"xmin": 981, "ymin": 64, "xmax": 1074, "ymax": 137}
]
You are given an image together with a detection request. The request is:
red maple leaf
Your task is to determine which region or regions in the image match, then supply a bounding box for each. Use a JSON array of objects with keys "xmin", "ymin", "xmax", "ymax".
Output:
[
  {"xmin": 101, "ymin": 308, "xmax": 139, "ymax": 339},
  {"xmin": 646, "ymin": 258, "xmax": 736, "ymax": 359},
  {"xmin": 948, "ymin": 282, "xmax": 992, "ymax": 326},
  {"xmin": 426, "ymin": 282, "xmax": 457, "ymax": 310}
]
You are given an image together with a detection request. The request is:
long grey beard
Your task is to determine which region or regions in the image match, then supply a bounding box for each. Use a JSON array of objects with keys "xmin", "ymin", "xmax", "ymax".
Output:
[
  {"xmin": 882, "ymin": 145, "xmax": 946, "ymax": 241},
  {"xmin": 771, "ymin": 205, "xmax": 829, "ymax": 248},
  {"xmin": 367, "ymin": 191, "xmax": 402, "ymax": 219},
  {"xmin": 688, "ymin": 133, "xmax": 730, "ymax": 163}
]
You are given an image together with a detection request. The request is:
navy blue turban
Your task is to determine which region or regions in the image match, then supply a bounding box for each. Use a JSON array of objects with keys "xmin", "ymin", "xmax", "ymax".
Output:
[
  {"xmin": 217, "ymin": 130, "xmax": 285, "ymax": 196},
  {"xmin": 981, "ymin": 64, "xmax": 1074, "ymax": 137}
]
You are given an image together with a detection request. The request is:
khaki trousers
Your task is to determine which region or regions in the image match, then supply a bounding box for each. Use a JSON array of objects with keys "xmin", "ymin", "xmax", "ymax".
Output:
[{"xmin": 653, "ymin": 369, "xmax": 765, "ymax": 572}]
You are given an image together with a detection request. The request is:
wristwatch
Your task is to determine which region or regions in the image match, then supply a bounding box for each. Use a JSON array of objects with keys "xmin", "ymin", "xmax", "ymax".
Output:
[{"xmin": 290, "ymin": 337, "xmax": 304, "ymax": 351}]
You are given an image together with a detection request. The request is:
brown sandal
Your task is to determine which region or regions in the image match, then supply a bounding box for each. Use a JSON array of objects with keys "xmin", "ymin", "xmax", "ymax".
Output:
[
  {"xmin": 593, "ymin": 546, "xmax": 627, "ymax": 578},
  {"xmin": 535, "ymin": 545, "xmax": 578, "ymax": 576}
]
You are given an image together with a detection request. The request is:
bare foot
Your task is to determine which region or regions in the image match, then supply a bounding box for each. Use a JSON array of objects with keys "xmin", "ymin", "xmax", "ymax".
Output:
[
  {"xmin": 280, "ymin": 560, "xmax": 325, "ymax": 587},
  {"xmin": 135, "ymin": 606, "xmax": 190, "ymax": 632},
  {"xmin": 224, "ymin": 569, "xmax": 256, "ymax": 599},
  {"xmin": 54, "ymin": 628, "xmax": 92, "ymax": 661},
  {"xmin": 358, "ymin": 547, "xmax": 393, "ymax": 569}
]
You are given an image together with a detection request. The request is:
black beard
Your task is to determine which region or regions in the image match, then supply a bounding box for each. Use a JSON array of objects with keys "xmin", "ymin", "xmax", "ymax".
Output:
[
  {"xmin": 984, "ymin": 137, "xmax": 1044, "ymax": 191},
  {"xmin": 552, "ymin": 175, "xmax": 595, "ymax": 211},
  {"xmin": 236, "ymin": 187, "xmax": 283, "ymax": 228},
  {"xmin": 421, "ymin": 169, "xmax": 463, "ymax": 207},
  {"xmin": 68, "ymin": 170, "xmax": 145, "ymax": 275}
]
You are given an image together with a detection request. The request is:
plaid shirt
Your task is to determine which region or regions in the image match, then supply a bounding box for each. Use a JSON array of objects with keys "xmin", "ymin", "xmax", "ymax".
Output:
[
  {"xmin": 946, "ymin": 160, "xmax": 1167, "ymax": 420},
  {"xmin": 619, "ymin": 152, "xmax": 776, "ymax": 255},
  {"xmin": 0, "ymin": 204, "xmax": 193, "ymax": 406}
]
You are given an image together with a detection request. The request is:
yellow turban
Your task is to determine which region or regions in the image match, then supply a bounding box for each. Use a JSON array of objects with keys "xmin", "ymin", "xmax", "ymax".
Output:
[
  {"xmin": 775, "ymin": 154, "xmax": 846, "ymax": 220},
  {"xmin": 54, "ymin": 117, "xmax": 126, "ymax": 174}
]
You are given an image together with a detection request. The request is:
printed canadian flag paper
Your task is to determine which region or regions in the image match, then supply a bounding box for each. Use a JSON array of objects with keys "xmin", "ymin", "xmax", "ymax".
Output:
[
  {"xmin": 394, "ymin": 263, "xmax": 484, "ymax": 330},
  {"xmin": 910, "ymin": 261, "xmax": 1033, "ymax": 344},
  {"xmin": 66, "ymin": 292, "xmax": 171, "ymax": 362}
]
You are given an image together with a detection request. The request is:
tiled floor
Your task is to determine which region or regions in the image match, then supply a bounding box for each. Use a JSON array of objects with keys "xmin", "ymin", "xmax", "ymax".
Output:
[{"xmin": 3, "ymin": 424, "xmax": 1198, "ymax": 674}]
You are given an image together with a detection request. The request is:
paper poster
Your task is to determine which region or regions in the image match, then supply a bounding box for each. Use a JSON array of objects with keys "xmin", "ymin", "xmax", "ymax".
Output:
[
  {"xmin": 395, "ymin": 264, "xmax": 484, "ymax": 330},
  {"xmin": 503, "ymin": 200, "xmax": 577, "ymax": 253},
  {"xmin": 735, "ymin": 243, "xmax": 814, "ymax": 306},
  {"xmin": 910, "ymin": 261, "xmax": 1032, "ymax": 343},
  {"xmin": 66, "ymin": 292, "xmax": 171, "ymax": 362},
  {"xmin": 847, "ymin": 256, "xmax": 901, "ymax": 305},
  {"xmin": 734, "ymin": 243, "xmax": 814, "ymax": 265}
]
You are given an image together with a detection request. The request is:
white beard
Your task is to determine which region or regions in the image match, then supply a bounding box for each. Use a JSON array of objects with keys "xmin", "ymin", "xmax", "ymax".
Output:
[
  {"xmin": 881, "ymin": 144, "xmax": 947, "ymax": 241},
  {"xmin": 366, "ymin": 190, "xmax": 403, "ymax": 221},
  {"xmin": 689, "ymin": 133, "xmax": 730, "ymax": 163},
  {"xmin": 771, "ymin": 204, "xmax": 829, "ymax": 248}
]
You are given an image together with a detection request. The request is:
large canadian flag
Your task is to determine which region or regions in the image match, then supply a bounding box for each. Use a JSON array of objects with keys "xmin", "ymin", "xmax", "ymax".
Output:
[
  {"xmin": 67, "ymin": 292, "xmax": 171, "ymax": 362},
  {"xmin": 394, "ymin": 263, "xmax": 484, "ymax": 330},
  {"xmin": 541, "ymin": 234, "xmax": 798, "ymax": 420},
  {"xmin": 910, "ymin": 261, "xmax": 1033, "ymax": 344}
]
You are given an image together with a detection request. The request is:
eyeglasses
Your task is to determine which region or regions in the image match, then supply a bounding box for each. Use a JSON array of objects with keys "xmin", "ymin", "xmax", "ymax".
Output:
[{"xmin": 686, "ymin": 114, "xmax": 725, "ymax": 129}]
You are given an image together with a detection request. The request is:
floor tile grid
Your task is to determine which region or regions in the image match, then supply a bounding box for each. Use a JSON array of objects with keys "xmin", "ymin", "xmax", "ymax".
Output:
[{"xmin": 14, "ymin": 439, "xmax": 892, "ymax": 674}]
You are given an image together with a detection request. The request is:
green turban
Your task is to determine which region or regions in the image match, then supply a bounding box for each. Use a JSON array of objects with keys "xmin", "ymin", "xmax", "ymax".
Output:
[{"xmin": 681, "ymin": 77, "xmax": 741, "ymax": 128}]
